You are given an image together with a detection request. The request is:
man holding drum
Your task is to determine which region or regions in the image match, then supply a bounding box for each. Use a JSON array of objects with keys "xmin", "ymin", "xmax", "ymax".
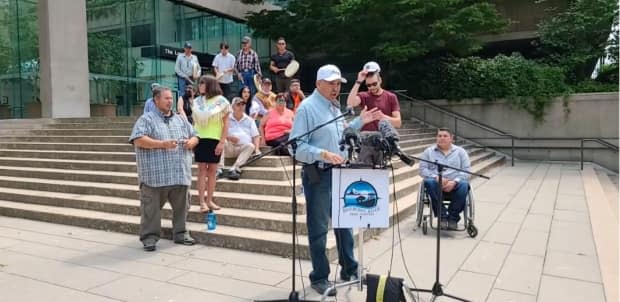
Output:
[
  {"xmin": 175, "ymin": 42, "xmax": 201, "ymax": 96},
  {"xmin": 269, "ymin": 37, "xmax": 296, "ymax": 93}
]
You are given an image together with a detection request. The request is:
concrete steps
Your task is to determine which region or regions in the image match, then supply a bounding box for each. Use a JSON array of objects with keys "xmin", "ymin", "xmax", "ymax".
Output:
[
  {"xmin": 582, "ymin": 166, "xmax": 619, "ymax": 302},
  {"xmin": 0, "ymin": 118, "xmax": 505, "ymax": 259},
  {"xmin": 594, "ymin": 168, "xmax": 619, "ymax": 220}
]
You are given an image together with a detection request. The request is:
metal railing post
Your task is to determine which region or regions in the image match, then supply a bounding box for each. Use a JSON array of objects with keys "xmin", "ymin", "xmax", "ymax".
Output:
[
  {"xmin": 511, "ymin": 137, "xmax": 515, "ymax": 166},
  {"xmin": 454, "ymin": 117, "xmax": 458, "ymax": 141},
  {"xmin": 580, "ymin": 139, "xmax": 584, "ymax": 170}
]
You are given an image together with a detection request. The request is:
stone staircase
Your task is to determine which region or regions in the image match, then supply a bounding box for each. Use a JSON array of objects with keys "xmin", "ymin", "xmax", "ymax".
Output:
[{"xmin": 0, "ymin": 117, "xmax": 505, "ymax": 259}]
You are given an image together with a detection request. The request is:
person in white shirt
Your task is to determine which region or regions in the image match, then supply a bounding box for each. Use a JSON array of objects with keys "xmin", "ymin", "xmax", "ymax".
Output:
[
  {"xmin": 218, "ymin": 97, "xmax": 261, "ymax": 180},
  {"xmin": 212, "ymin": 42, "xmax": 236, "ymax": 100}
]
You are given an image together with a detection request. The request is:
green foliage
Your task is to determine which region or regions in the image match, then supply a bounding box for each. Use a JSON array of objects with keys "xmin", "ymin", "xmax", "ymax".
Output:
[
  {"xmin": 537, "ymin": 0, "xmax": 618, "ymax": 83},
  {"xmin": 572, "ymin": 80, "xmax": 619, "ymax": 93},
  {"xmin": 87, "ymin": 32, "xmax": 125, "ymax": 75},
  {"xmin": 595, "ymin": 63, "xmax": 619, "ymax": 84},
  {"xmin": 245, "ymin": 0, "xmax": 507, "ymax": 63},
  {"xmin": 410, "ymin": 54, "xmax": 570, "ymax": 121}
]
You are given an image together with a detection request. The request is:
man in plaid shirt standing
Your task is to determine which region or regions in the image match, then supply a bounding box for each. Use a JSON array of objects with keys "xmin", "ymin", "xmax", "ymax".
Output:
[
  {"xmin": 235, "ymin": 36, "xmax": 262, "ymax": 96},
  {"xmin": 129, "ymin": 86, "xmax": 199, "ymax": 252}
]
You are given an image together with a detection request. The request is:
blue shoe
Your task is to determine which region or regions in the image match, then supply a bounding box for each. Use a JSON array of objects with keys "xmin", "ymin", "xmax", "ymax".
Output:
[{"xmin": 311, "ymin": 280, "xmax": 336, "ymax": 296}]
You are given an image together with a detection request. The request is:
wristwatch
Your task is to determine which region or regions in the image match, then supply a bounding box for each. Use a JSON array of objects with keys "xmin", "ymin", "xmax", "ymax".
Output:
[{"xmin": 355, "ymin": 80, "xmax": 363, "ymax": 85}]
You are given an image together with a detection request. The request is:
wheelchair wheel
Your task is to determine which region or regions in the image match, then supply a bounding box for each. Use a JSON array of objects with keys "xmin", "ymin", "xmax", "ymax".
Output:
[
  {"xmin": 467, "ymin": 223, "xmax": 478, "ymax": 238},
  {"xmin": 415, "ymin": 188, "xmax": 425, "ymax": 227},
  {"xmin": 422, "ymin": 219, "xmax": 428, "ymax": 235}
]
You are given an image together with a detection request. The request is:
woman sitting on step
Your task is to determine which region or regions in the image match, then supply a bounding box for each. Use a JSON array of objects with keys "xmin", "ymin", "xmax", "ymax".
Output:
[{"xmin": 259, "ymin": 93, "xmax": 294, "ymax": 156}]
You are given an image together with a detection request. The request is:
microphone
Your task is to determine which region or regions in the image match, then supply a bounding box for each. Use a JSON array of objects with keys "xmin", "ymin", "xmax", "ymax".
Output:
[
  {"xmin": 339, "ymin": 127, "xmax": 360, "ymax": 152},
  {"xmin": 378, "ymin": 119, "xmax": 415, "ymax": 166},
  {"xmin": 343, "ymin": 107, "xmax": 355, "ymax": 116}
]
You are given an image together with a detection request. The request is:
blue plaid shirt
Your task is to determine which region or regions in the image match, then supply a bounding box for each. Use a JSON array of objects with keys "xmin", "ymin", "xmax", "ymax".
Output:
[{"xmin": 129, "ymin": 111, "xmax": 197, "ymax": 187}]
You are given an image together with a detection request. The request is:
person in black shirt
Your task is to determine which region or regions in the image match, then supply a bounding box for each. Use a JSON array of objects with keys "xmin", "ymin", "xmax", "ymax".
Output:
[{"xmin": 269, "ymin": 37, "xmax": 295, "ymax": 93}]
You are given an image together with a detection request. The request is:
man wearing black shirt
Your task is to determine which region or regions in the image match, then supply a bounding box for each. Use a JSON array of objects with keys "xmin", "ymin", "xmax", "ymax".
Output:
[{"xmin": 269, "ymin": 37, "xmax": 295, "ymax": 93}]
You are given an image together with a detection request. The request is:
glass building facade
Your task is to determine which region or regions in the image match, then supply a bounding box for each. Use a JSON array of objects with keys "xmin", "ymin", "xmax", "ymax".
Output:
[{"xmin": 0, "ymin": 0, "xmax": 271, "ymax": 118}]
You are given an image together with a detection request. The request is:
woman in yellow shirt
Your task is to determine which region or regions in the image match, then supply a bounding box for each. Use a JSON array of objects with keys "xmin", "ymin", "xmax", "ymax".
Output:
[{"xmin": 192, "ymin": 76, "xmax": 230, "ymax": 212}]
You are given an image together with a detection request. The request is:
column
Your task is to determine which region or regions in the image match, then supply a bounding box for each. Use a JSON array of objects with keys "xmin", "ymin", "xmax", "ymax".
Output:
[{"xmin": 38, "ymin": 0, "xmax": 90, "ymax": 118}]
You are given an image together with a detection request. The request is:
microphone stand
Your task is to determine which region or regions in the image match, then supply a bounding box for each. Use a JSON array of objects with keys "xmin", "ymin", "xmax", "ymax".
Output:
[
  {"xmin": 401, "ymin": 153, "xmax": 489, "ymax": 302},
  {"xmin": 244, "ymin": 110, "xmax": 353, "ymax": 302}
]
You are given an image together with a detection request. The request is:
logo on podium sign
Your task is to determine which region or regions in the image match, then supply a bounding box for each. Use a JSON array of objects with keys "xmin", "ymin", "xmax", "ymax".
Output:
[{"xmin": 332, "ymin": 168, "xmax": 389, "ymax": 228}]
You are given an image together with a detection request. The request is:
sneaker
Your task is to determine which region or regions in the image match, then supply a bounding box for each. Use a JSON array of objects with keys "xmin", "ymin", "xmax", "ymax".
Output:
[
  {"xmin": 143, "ymin": 239, "xmax": 157, "ymax": 252},
  {"xmin": 340, "ymin": 271, "xmax": 359, "ymax": 282},
  {"xmin": 311, "ymin": 280, "xmax": 337, "ymax": 296},
  {"xmin": 227, "ymin": 169, "xmax": 241, "ymax": 181},
  {"xmin": 448, "ymin": 220, "xmax": 458, "ymax": 230},
  {"xmin": 216, "ymin": 169, "xmax": 223, "ymax": 179},
  {"xmin": 173, "ymin": 232, "xmax": 195, "ymax": 245}
]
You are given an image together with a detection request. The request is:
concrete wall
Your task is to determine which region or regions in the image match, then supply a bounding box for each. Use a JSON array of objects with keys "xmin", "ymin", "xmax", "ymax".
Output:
[
  {"xmin": 38, "ymin": 0, "xmax": 90, "ymax": 118},
  {"xmin": 402, "ymin": 93, "xmax": 619, "ymax": 171}
]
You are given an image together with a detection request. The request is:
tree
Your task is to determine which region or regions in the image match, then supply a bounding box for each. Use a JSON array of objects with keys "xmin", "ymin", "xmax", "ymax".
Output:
[
  {"xmin": 244, "ymin": 0, "xmax": 507, "ymax": 65},
  {"xmin": 537, "ymin": 0, "xmax": 618, "ymax": 83}
]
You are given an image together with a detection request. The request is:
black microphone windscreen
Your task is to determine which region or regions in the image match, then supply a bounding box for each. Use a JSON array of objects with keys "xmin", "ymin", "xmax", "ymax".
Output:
[{"xmin": 378, "ymin": 119, "xmax": 399, "ymax": 140}]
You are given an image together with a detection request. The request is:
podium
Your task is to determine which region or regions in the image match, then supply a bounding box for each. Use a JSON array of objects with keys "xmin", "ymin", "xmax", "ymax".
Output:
[{"xmin": 319, "ymin": 167, "xmax": 389, "ymax": 301}]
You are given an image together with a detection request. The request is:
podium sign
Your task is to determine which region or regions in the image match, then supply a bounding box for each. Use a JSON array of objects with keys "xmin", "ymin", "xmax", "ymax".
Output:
[{"xmin": 331, "ymin": 168, "xmax": 389, "ymax": 228}]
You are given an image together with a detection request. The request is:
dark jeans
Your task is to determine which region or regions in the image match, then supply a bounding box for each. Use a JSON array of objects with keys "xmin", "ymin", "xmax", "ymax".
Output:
[
  {"xmin": 423, "ymin": 178, "xmax": 468, "ymax": 222},
  {"xmin": 266, "ymin": 134, "xmax": 290, "ymax": 156},
  {"xmin": 177, "ymin": 76, "xmax": 191, "ymax": 97},
  {"xmin": 240, "ymin": 71, "xmax": 256, "ymax": 96},
  {"xmin": 302, "ymin": 165, "xmax": 358, "ymax": 284},
  {"xmin": 274, "ymin": 74, "xmax": 290, "ymax": 93},
  {"xmin": 220, "ymin": 82, "xmax": 232, "ymax": 100}
]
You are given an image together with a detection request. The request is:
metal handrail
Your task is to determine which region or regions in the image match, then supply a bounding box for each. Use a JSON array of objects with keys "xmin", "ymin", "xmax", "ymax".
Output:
[
  {"xmin": 393, "ymin": 91, "xmax": 517, "ymax": 165},
  {"xmin": 581, "ymin": 139, "xmax": 619, "ymax": 170},
  {"xmin": 394, "ymin": 91, "xmax": 509, "ymax": 137},
  {"xmin": 392, "ymin": 90, "xmax": 618, "ymax": 170}
]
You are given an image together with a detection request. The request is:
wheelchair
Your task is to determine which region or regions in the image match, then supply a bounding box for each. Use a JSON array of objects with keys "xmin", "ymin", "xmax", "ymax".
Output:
[{"xmin": 415, "ymin": 181, "xmax": 478, "ymax": 238}]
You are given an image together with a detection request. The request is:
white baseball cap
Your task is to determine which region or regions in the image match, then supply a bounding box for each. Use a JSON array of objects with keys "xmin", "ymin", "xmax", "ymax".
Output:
[
  {"xmin": 363, "ymin": 61, "xmax": 381, "ymax": 73},
  {"xmin": 316, "ymin": 64, "xmax": 348, "ymax": 83}
]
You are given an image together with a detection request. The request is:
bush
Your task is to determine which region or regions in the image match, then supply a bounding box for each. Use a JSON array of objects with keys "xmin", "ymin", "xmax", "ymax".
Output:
[
  {"xmin": 430, "ymin": 54, "xmax": 569, "ymax": 120},
  {"xmin": 572, "ymin": 80, "xmax": 619, "ymax": 93}
]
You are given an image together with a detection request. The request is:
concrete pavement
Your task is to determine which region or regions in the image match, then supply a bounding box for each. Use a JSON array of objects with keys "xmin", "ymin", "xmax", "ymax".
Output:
[{"xmin": 0, "ymin": 162, "xmax": 614, "ymax": 301}]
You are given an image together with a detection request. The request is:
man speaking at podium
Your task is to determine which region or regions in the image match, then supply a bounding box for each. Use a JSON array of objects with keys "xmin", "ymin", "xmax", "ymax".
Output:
[{"xmin": 290, "ymin": 64, "xmax": 379, "ymax": 295}]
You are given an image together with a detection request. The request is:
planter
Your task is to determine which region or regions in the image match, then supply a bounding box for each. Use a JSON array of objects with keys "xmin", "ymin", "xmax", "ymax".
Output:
[
  {"xmin": 90, "ymin": 104, "xmax": 117, "ymax": 117},
  {"xmin": 132, "ymin": 103, "xmax": 145, "ymax": 116},
  {"xmin": 26, "ymin": 102, "xmax": 41, "ymax": 118},
  {"xmin": 0, "ymin": 104, "xmax": 10, "ymax": 119}
]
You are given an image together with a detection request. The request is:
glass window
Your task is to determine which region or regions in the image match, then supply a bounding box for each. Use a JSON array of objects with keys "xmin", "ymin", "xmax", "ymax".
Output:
[{"xmin": 0, "ymin": 0, "xmax": 39, "ymax": 119}]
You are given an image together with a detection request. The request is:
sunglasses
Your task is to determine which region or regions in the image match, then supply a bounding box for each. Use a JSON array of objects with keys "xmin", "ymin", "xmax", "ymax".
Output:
[
  {"xmin": 235, "ymin": 102, "xmax": 247, "ymax": 106},
  {"xmin": 366, "ymin": 81, "xmax": 379, "ymax": 88},
  {"xmin": 277, "ymin": 42, "xmax": 285, "ymax": 45}
]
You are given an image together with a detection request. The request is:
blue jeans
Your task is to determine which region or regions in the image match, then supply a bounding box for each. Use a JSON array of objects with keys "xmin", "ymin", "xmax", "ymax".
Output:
[
  {"xmin": 302, "ymin": 165, "xmax": 358, "ymax": 284},
  {"xmin": 423, "ymin": 178, "xmax": 468, "ymax": 222},
  {"xmin": 177, "ymin": 76, "xmax": 190, "ymax": 98},
  {"xmin": 240, "ymin": 71, "xmax": 256, "ymax": 96}
]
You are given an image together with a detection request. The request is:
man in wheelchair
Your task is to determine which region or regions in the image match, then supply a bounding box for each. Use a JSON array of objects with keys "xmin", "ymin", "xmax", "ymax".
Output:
[{"xmin": 420, "ymin": 128, "xmax": 471, "ymax": 230}]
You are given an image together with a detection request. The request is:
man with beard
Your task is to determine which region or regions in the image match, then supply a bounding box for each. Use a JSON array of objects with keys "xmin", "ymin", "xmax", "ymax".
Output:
[
  {"xmin": 129, "ymin": 86, "xmax": 198, "ymax": 252},
  {"xmin": 346, "ymin": 61, "xmax": 402, "ymax": 131}
]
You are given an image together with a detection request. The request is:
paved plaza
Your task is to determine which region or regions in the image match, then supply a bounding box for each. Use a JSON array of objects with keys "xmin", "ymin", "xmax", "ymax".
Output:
[{"xmin": 0, "ymin": 162, "xmax": 615, "ymax": 301}]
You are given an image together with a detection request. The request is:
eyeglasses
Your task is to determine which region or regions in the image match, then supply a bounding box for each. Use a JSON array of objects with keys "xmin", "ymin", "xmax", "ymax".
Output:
[
  {"xmin": 277, "ymin": 42, "xmax": 285, "ymax": 45},
  {"xmin": 366, "ymin": 81, "xmax": 379, "ymax": 88}
]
